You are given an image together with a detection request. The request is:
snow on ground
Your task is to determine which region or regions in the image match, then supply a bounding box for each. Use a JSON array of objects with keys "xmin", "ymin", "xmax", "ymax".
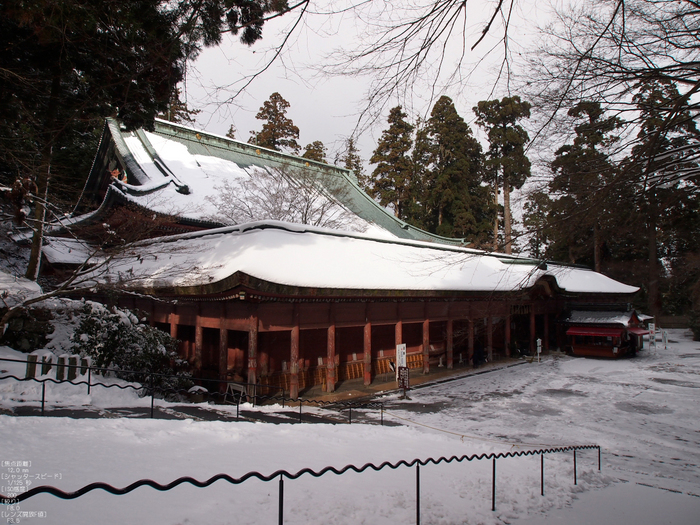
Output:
[{"xmin": 1, "ymin": 329, "xmax": 699, "ymax": 524}]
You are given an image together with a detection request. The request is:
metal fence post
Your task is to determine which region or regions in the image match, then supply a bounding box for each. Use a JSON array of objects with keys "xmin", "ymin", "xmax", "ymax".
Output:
[
  {"xmin": 41, "ymin": 381, "xmax": 46, "ymax": 416},
  {"xmin": 541, "ymin": 454, "xmax": 544, "ymax": 496},
  {"xmin": 278, "ymin": 474, "xmax": 284, "ymax": 525},
  {"xmin": 416, "ymin": 463, "xmax": 420, "ymax": 525},
  {"xmin": 573, "ymin": 449, "xmax": 577, "ymax": 485},
  {"xmin": 492, "ymin": 458, "xmax": 496, "ymax": 511}
]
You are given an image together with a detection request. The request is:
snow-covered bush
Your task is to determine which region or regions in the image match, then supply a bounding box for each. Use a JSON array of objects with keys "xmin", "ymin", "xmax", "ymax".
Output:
[{"xmin": 70, "ymin": 303, "xmax": 191, "ymax": 392}]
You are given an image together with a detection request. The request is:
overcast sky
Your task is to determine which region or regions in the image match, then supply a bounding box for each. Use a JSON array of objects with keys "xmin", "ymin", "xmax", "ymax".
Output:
[{"xmin": 184, "ymin": 0, "xmax": 548, "ymax": 167}]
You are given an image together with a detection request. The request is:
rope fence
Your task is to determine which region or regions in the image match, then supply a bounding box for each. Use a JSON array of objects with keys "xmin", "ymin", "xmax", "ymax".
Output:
[{"xmin": 0, "ymin": 445, "xmax": 602, "ymax": 524}]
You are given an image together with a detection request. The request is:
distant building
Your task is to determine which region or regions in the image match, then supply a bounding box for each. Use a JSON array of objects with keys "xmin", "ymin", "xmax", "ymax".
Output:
[
  {"xmin": 35, "ymin": 119, "xmax": 640, "ymax": 398},
  {"xmin": 565, "ymin": 311, "xmax": 649, "ymax": 358}
]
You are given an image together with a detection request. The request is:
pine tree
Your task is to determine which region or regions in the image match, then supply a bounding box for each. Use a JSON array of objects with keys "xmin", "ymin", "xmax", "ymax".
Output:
[
  {"xmin": 302, "ymin": 141, "xmax": 327, "ymax": 163},
  {"xmin": 474, "ymin": 97, "xmax": 532, "ymax": 253},
  {"xmin": 369, "ymin": 106, "xmax": 415, "ymax": 219},
  {"xmin": 424, "ymin": 96, "xmax": 494, "ymax": 243},
  {"xmin": 250, "ymin": 93, "xmax": 300, "ymax": 153}
]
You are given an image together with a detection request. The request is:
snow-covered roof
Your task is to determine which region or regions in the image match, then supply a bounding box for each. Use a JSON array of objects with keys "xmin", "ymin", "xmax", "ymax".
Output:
[
  {"xmin": 77, "ymin": 221, "xmax": 639, "ymax": 297},
  {"xmin": 566, "ymin": 310, "xmax": 641, "ymax": 326},
  {"xmin": 74, "ymin": 119, "xmax": 463, "ymax": 245}
]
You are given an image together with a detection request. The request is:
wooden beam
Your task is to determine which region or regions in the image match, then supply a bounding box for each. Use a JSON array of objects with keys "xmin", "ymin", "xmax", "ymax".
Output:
[
  {"xmin": 487, "ymin": 316, "xmax": 493, "ymax": 362},
  {"xmin": 363, "ymin": 320, "xmax": 372, "ymax": 386},
  {"xmin": 422, "ymin": 318, "xmax": 430, "ymax": 374},
  {"xmin": 290, "ymin": 310, "xmax": 300, "ymax": 400},
  {"xmin": 247, "ymin": 313, "xmax": 258, "ymax": 390},
  {"xmin": 446, "ymin": 319, "xmax": 453, "ymax": 369},
  {"xmin": 326, "ymin": 309, "xmax": 336, "ymax": 393},
  {"xmin": 219, "ymin": 322, "xmax": 228, "ymax": 394},
  {"xmin": 194, "ymin": 321, "xmax": 203, "ymax": 373}
]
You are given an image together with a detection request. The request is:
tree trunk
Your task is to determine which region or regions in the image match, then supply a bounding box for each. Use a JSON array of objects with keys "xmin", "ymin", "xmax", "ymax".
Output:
[
  {"xmin": 647, "ymin": 192, "xmax": 661, "ymax": 317},
  {"xmin": 493, "ymin": 182, "xmax": 499, "ymax": 251},
  {"xmin": 503, "ymin": 177, "xmax": 512, "ymax": 254}
]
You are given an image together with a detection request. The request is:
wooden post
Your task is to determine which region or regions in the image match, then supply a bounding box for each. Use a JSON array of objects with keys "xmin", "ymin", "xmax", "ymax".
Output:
[
  {"xmin": 422, "ymin": 318, "xmax": 430, "ymax": 374},
  {"xmin": 290, "ymin": 314, "xmax": 300, "ymax": 400},
  {"xmin": 219, "ymin": 322, "xmax": 228, "ymax": 393},
  {"xmin": 468, "ymin": 319, "xmax": 474, "ymax": 365},
  {"xmin": 194, "ymin": 322, "xmax": 203, "ymax": 372},
  {"xmin": 487, "ymin": 316, "xmax": 493, "ymax": 362},
  {"xmin": 544, "ymin": 313, "xmax": 550, "ymax": 352},
  {"xmin": 530, "ymin": 308, "xmax": 536, "ymax": 355},
  {"xmin": 446, "ymin": 319, "xmax": 454, "ymax": 369},
  {"xmin": 169, "ymin": 312, "xmax": 177, "ymax": 339},
  {"xmin": 395, "ymin": 320, "xmax": 403, "ymax": 346},
  {"xmin": 505, "ymin": 314, "xmax": 511, "ymax": 357},
  {"xmin": 363, "ymin": 321, "xmax": 372, "ymax": 386},
  {"xmin": 326, "ymin": 321, "xmax": 336, "ymax": 393},
  {"xmin": 248, "ymin": 314, "xmax": 258, "ymax": 389}
]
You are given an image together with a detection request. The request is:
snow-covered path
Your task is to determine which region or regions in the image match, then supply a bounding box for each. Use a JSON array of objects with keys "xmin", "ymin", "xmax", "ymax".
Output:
[{"xmin": 1, "ymin": 329, "xmax": 699, "ymax": 524}]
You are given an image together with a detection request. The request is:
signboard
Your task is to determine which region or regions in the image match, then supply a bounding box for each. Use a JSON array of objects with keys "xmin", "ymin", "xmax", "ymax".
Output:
[
  {"xmin": 396, "ymin": 344, "xmax": 407, "ymax": 381},
  {"xmin": 398, "ymin": 366, "xmax": 410, "ymax": 390},
  {"xmin": 536, "ymin": 338, "xmax": 542, "ymax": 363}
]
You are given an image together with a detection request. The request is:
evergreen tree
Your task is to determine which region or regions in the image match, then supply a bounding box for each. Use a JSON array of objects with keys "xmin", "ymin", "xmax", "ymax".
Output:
[
  {"xmin": 339, "ymin": 138, "xmax": 368, "ymax": 189},
  {"xmin": 226, "ymin": 125, "xmax": 237, "ymax": 140},
  {"xmin": 423, "ymin": 96, "xmax": 494, "ymax": 242},
  {"xmin": 158, "ymin": 87, "xmax": 201, "ymax": 124},
  {"xmin": 302, "ymin": 141, "xmax": 327, "ymax": 163},
  {"xmin": 250, "ymin": 92, "xmax": 300, "ymax": 153},
  {"xmin": 548, "ymin": 102, "xmax": 623, "ymax": 269},
  {"xmin": 473, "ymin": 97, "xmax": 532, "ymax": 253},
  {"xmin": 369, "ymin": 106, "xmax": 415, "ymax": 219},
  {"xmin": 627, "ymin": 79, "xmax": 700, "ymax": 316},
  {"xmin": 0, "ymin": 0, "xmax": 290, "ymax": 280}
]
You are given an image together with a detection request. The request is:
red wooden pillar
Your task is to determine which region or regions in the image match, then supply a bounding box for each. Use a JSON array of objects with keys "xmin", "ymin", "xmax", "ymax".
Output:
[
  {"xmin": 363, "ymin": 321, "xmax": 372, "ymax": 386},
  {"xmin": 530, "ymin": 308, "xmax": 536, "ymax": 355},
  {"xmin": 169, "ymin": 312, "xmax": 177, "ymax": 340},
  {"xmin": 544, "ymin": 313, "xmax": 550, "ymax": 352},
  {"xmin": 290, "ymin": 308, "xmax": 300, "ymax": 399},
  {"xmin": 326, "ymin": 322, "xmax": 336, "ymax": 393},
  {"xmin": 446, "ymin": 319, "xmax": 454, "ymax": 369},
  {"xmin": 194, "ymin": 321, "xmax": 203, "ymax": 373},
  {"xmin": 219, "ymin": 319, "xmax": 228, "ymax": 393},
  {"xmin": 468, "ymin": 319, "xmax": 474, "ymax": 365},
  {"xmin": 395, "ymin": 320, "xmax": 403, "ymax": 347},
  {"xmin": 505, "ymin": 314, "xmax": 511, "ymax": 357},
  {"xmin": 487, "ymin": 316, "xmax": 493, "ymax": 362},
  {"xmin": 248, "ymin": 314, "xmax": 258, "ymax": 389},
  {"xmin": 422, "ymin": 318, "xmax": 430, "ymax": 374}
]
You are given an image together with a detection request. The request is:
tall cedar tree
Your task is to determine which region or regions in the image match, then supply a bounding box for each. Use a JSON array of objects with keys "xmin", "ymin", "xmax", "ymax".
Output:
[
  {"xmin": 627, "ymin": 79, "xmax": 700, "ymax": 316},
  {"xmin": 339, "ymin": 138, "xmax": 368, "ymax": 189},
  {"xmin": 548, "ymin": 102, "xmax": 623, "ymax": 270},
  {"xmin": 424, "ymin": 96, "xmax": 494, "ymax": 243},
  {"xmin": 302, "ymin": 141, "xmax": 327, "ymax": 163},
  {"xmin": 158, "ymin": 88, "xmax": 201, "ymax": 124},
  {"xmin": 474, "ymin": 97, "xmax": 531, "ymax": 253},
  {"xmin": 0, "ymin": 0, "xmax": 290, "ymax": 280},
  {"xmin": 369, "ymin": 106, "xmax": 414, "ymax": 219},
  {"xmin": 251, "ymin": 93, "xmax": 300, "ymax": 153}
]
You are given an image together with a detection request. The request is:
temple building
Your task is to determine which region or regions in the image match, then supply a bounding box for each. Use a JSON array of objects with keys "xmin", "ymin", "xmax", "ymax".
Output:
[{"xmin": 31, "ymin": 119, "xmax": 640, "ymax": 398}]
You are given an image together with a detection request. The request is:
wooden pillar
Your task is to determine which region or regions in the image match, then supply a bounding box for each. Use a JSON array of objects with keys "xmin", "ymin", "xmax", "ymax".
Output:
[
  {"xmin": 219, "ymin": 321, "xmax": 228, "ymax": 393},
  {"xmin": 395, "ymin": 320, "xmax": 403, "ymax": 346},
  {"xmin": 468, "ymin": 319, "xmax": 474, "ymax": 365},
  {"xmin": 290, "ymin": 308, "xmax": 300, "ymax": 400},
  {"xmin": 487, "ymin": 316, "xmax": 493, "ymax": 362},
  {"xmin": 544, "ymin": 313, "xmax": 550, "ymax": 352},
  {"xmin": 248, "ymin": 314, "xmax": 258, "ymax": 388},
  {"xmin": 363, "ymin": 320, "xmax": 372, "ymax": 386},
  {"xmin": 326, "ymin": 321, "xmax": 336, "ymax": 393},
  {"xmin": 446, "ymin": 319, "xmax": 454, "ymax": 369},
  {"xmin": 530, "ymin": 307, "xmax": 536, "ymax": 355},
  {"xmin": 505, "ymin": 314, "xmax": 511, "ymax": 357},
  {"xmin": 194, "ymin": 321, "xmax": 203, "ymax": 373},
  {"xmin": 422, "ymin": 318, "xmax": 430, "ymax": 374},
  {"xmin": 169, "ymin": 312, "xmax": 177, "ymax": 340}
]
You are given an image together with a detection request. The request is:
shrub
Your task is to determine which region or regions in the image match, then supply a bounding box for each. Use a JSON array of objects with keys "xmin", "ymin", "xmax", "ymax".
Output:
[{"xmin": 70, "ymin": 303, "xmax": 191, "ymax": 392}]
